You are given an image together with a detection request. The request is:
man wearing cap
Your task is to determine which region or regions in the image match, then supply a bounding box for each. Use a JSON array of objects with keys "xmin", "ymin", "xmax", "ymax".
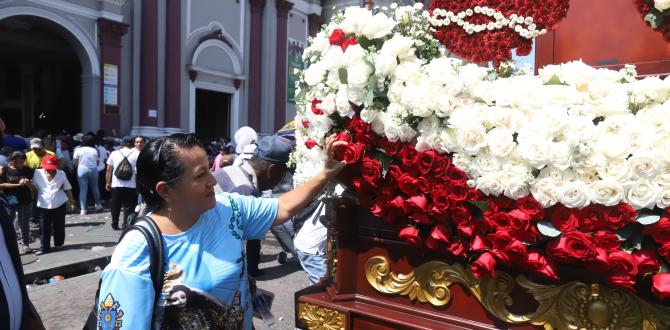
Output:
[
  {"xmin": 25, "ymin": 138, "xmax": 54, "ymax": 170},
  {"xmin": 213, "ymin": 135, "xmax": 293, "ymax": 276}
]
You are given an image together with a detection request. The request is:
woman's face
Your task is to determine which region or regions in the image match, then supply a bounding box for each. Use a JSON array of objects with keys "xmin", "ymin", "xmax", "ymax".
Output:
[
  {"xmin": 135, "ymin": 138, "xmax": 145, "ymax": 150},
  {"xmin": 10, "ymin": 158, "xmax": 25, "ymax": 169},
  {"xmin": 170, "ymin": 147, "xmax": 217, "ymax": 214}
]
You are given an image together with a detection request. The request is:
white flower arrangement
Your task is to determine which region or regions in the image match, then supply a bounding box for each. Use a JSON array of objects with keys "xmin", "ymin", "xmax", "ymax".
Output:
[{"xmin": 293, "ymin": 5, "xmax": 670, "ymax": 211}]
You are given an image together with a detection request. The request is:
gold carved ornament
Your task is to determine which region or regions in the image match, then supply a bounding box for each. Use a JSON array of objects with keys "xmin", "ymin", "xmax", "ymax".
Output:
[
  {"xmin": 297, "ymin": 302, "xmax": 346, "ymax": 330},
  {"xmin": 365, "ymin": 256, "xmax": 670, "ymax": 330}
]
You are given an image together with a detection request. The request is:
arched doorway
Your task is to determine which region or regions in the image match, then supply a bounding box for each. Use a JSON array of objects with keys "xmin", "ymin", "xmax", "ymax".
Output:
[{"xmin": 0, "ymin": 7, "xmax": 101, "ymax": 136}]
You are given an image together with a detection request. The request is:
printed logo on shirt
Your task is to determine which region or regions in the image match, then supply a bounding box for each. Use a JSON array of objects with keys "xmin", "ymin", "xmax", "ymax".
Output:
[{"xmin": 98, "ymin": 293, "xmax": 124, "ymax": 329}]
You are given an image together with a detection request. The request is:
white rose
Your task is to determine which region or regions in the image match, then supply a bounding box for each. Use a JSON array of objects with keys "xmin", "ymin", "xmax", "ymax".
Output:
[
  {"xmin": 550, "ymin": 143, "xmax": 573, "ymax": 171},
  {"xmin": 398, "ymin": 124, "xmax": 417, "ymax": 143},
  {"xmin": 341, "ymin": 7, "xmax": 373, "ymax": 34},
  {"xmin": 588, "ymin": 180, "xmax": 624, "ymax": 206},
  {"xmin": 560, "ymin": 181, "xmax": 590, "ymax": 209},
  {"xmin": 335, "ymin": 85, "xmax": 353, "ymax": 115},
  {"xmin": 321, "ymin": 47, "xmax": 344, "ymax": 70},
  {"xmin": 597, "ymin": 159, "xmax": 631, "ymax": 183},
  {"xmin": 625, "ymin": 180, "xmax": 662, "ymax": 210},
  {"xmin": 304, "ymin": 62, "xmax": 326, "ymax": 86},
  {"xmin": 504, "ymin": 175, "xmax": 530, "ymax": 200},
  {"xmin": 472, "ymin": 154, "xmax": 501, "ymax": 176},
  {"xmin": 346, "ymin": 85, "xmax": 365, "ymax": 107},
  {"xmin": 325, "ymin": 70, "xmax": 341, "ymax": 89},
  {"xmin": 518, "ymin": 138, "xmax": 551, "ymax": 169},
  {"xmin": 318, "ymin": 93, "xmax": 337, "ymax": 115},
  {"xmin": 629, "ymin": 151, "xmax": 662, "ymax": 180},
  {"xmin": 538, "ymin": 166, "xmax": 574, "ymax": 187},
  {"xmin": 530, "ymin": 178, "xmax": 561, "ymax": 208},
  {"xmin": 380, "ymin": 34, "xmax": 415, "ymax": 61},
  {"xmin": 375, "ymin": 54, "xmax": 398, "ymax": 78},
  {"xmin": 486, "ymin": 128, "xmax": 515, "ymax": 157},
  {"xmin": 371, "ymin": 113, "xmax": 386, "ymax": 135},
  {"xmin": 476, "ymin": 173, "xmax": 505, "ymax": 197},
  {"xmin": 384, "ymin": 123, "xmax": 401, "ymax": 142},
  {"xmin": 594, "ymin": 133, "xmax": 629, "ymax": 159},
  {"xmin": 308, "ymin": 114, "xmax": 333, "ymax": 136},
  {"xmin": 359, "ymin": 109, "xmax": 378, "ymax": 123},
  {"xmin": 657, "ymin": 167, "xmax": 670, "ymax": 186},
  {"xmin": 455, "ymin": 124, "xmax": 487, "ymax": 155},
  {"xmin": 342, "ymin": 44, "xmax": 366, "ymax": 67},
  {"xmin": 393, "ymin": 60, "xmax": 422, "ymax": 82},
  {"xmin": 347, "ymin": 62, "xmax": 372, "ymax": 89},
  {"xmin": 452, "ymin": 153, "xmax": 473, "ymax": 173},
  {"xmin": 657, "ymin": 184, "xmax": 670, "ymax": 209},
  {"xmin": 362, "ymin": 13, "xmax": 396, "ymax": 40}
]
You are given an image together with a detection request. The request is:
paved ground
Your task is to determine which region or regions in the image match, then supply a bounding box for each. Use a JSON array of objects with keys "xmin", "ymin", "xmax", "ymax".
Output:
[{"xmin": 22, "ymin": 210, "xmax": 309, "ymax": 330}]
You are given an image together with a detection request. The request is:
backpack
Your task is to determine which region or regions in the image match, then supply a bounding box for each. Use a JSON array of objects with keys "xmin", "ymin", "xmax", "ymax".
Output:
[
  {"xmin": 113, "ymin": 150, "xmax": 134, "ymax": 181},
  {"xmin": 82, "ymin": 215, "xmax": 165, "ymax": 329}
]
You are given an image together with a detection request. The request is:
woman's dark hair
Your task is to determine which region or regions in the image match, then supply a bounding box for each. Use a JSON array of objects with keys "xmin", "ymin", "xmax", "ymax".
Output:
[
  {"xmin": 9, "ymin": 151, "xmax": 26, "ymax": 161},
  {"xmin": 136, "ymin": 133, "xmax": 204, "ymax": 210},
  {"xmin": 81, "ymin": 134, "xmax": 95, "ymax": 147}
]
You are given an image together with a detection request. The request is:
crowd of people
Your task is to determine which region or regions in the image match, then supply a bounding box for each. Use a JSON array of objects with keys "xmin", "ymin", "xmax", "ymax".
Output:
[
  {"xmin": 0, "ymin": 118, "xmax": 147, "ymax": 255},
  {"xmin": 1, "ymin": 120, "xmax": 342, "ymax": 330}
]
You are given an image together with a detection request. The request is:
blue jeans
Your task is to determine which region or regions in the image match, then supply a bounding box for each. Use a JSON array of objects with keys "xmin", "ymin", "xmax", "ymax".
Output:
[
  {"xmin": 77, "ymin": 167, "xmax": 100, "ymax": 209},
  {"xmin": 295, "ymin": 249, "xmax": 327, "ymax": 285}
]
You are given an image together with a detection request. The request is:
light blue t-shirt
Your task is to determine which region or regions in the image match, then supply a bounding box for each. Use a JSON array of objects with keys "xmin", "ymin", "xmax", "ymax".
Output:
[{"xmin": 96, "ymin": 193, "xmax": 278, "ymax": 329}]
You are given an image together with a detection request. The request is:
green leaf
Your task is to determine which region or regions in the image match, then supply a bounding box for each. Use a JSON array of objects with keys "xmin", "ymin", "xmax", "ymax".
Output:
[
  {"xmin": 645, "ymin": 12, "xmax": 664, "ymax": 29},
  {"xmin": 616, "ymin": 224, "xmax": 635, "ymax": 241},
  {"xmin": 537, "ymin": 220, "xmax": 562, "ymax": 237},
  {"xmin": 469, "ymin": 200, "xmax": 489, "ymax": 212},
  {"xmin": 545, "ymin": 74, "xmax": 563, "ymax": 85},
  {"xmin": 338, "ymin": 68, "xmax": 348, "ymax": 84}
]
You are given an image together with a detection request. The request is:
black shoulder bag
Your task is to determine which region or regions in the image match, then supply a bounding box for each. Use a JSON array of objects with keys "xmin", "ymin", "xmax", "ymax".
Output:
[{"xmin": 82, "ymin": 215, "xmax": 165, "ymax": 329}]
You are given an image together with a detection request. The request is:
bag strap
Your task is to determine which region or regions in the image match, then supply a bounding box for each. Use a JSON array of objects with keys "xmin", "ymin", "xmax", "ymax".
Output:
[{"xmin": 120, "ymin": 215, "xmax": 165, "ymax": 306}]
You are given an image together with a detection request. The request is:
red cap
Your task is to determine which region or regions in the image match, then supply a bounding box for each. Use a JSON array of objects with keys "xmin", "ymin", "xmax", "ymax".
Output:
[{"xmin": 42, "ymin": 155, "xmax": 58, "ymax": 170}]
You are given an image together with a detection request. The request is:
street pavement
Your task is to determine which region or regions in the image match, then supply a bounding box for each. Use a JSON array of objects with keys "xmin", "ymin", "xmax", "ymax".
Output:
[{"xmin": 22, "ymin": 209, "xmax": 309, "ymax": 329}]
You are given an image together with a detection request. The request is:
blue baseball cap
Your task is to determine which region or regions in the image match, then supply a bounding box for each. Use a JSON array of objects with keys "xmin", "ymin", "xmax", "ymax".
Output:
[{"xmin": 254, "ymin": 136, "xmax": 294, "ymax": 164}]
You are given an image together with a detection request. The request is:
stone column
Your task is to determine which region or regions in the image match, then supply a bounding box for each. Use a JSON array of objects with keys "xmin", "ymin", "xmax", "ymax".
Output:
[
  {"xmin": 248, "ymin": 0, "xmax": 266, "ymax": 131},
  {"xmin": 140, "ymin": 0, "xmax": 158, "ymax": 127},
  {"xmin": 308, "ymin": 13, "xmax": 322, "ymax": 38},
  {"xmin": 81, "ymin": 75, "xmax": 102, "ymax": 134},
  {"xmin": 164, "ymin": 0, "xmax": 181, "ymax": 129},
  {"xmin": 98, "ymin": 18, "xmax": 129, "ymax": 134},
  {"xmin": 274, "ymin": 0, "xmax": 293, "ymax": 131}
]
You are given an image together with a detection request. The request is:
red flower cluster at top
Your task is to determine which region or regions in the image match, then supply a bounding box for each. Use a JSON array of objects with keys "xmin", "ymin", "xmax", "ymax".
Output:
[
  {"xmin": 429, "ymin": 0, "xmax": 570, "ymax": 66},
  {"xmin": 329, "ymin": 28, "xmax": 359, "ymax": 52},
  {"xmin": 633, "ymin": 0, "xmax": 670, "ymax": 42}
]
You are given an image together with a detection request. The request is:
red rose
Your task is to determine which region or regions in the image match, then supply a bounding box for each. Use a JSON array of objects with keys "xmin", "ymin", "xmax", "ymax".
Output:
[
  {"xmin": 608, "ymin": 251, "xmax": 638, "ymax": 277},
  {"xmin": 644, "ymin": 217, "xmax": 670, "ymax": 244},
  {"xmin": 397, "ymin": 174, "xmax": 419, "ymax": 196},
  {"xmin": 447, "ymin": 183, "xmax": 469, "ymax": 204},
  {"xmin": 593, "ymin": 231, "xmax": 621, "ymax": 252},
  {"xmin": 484, "ymin": 212, "xmax": 512, "ymax": 231},
  {"xmin": 652, "ymin": 273, "xmax": 670, "ymax": 299},
  {"xmin": 429, "ymin": 188, "xmax": 450, "ymax": 221},
  {"xmin": 355, "ymin": 131, "xmax": 375, "ymax": 151},
  {"xmin": 378, "ymin": 138, "xmax": 401, "ymax": 156},
  {"xmin": 329, "ymin": 28, "xmax": 346, "ymax": 45},
  {"xmin": 516, "ymin": 196, "xmax": 545, "ymax": 219},
  {"xmin": 301, "ymin": 120, "xmax": 310, "ymax": 128},
  {"xmin": 522, "ymin": 251, "xmax": 559, "ymax": 281},
  {"xmin": 506, "ymin": 239, "xmax": 529, "ymax": 261},
  {"xmin": 446, "ymin": 167, "xmax": 468, "ymax": 186},
  {"xmin": 602, "ymin": 203, "xmax": 636, "ymax": 230},
  {"xmin": 416, "ymin": 177, "xmax": 431, "ymax": 195},
  {"xmin": 432, "ymin": 156, "xmax": 451, "ymax": 176},
  {"xmin": 550, "ymin": 205, "xmax": 579, "ymax": 232},
  {"xmin": 341, "ymin": 36, "xmax": 358, "ymax": 51},
  {"xmin": 633, "ymin": 248, "xmax": 661, "ymax": 275},
  {"xmin": 547, "ymin": 232, "xmax": 597, "ymax": 264},
  {"xmin": 425, "ymin": 224, "xmax": 452, "ymax": 250},
  {"xmin": 311, "ymin": 99, "xmax": 323, "ymax": 115},
  {"xmin": 487, "ymin": 231, "xmax": 513, "ymax": 250},
  {"xmin": 361, "ymin": 157, "xmax": 383, "ymax": 190},
  {"xmin": 333, "ymin": 142, "xmax": 364, "ymax": 164},
  {"xmin": 659, "ymin": 242, "xmax": 670, "ymax": 263},
  {"xmin": 346, "ymin": 116, "xmax": 368, "ymax": 134},
  {"xmin": 384, "ymin": 196, "xmax": 406, "ymax": 223},
  {"xmin": 448, "ymin": 239, "xmax": 467, "ymax": 257},
  {"xmin": 417, "ymin": 150, "xmax": 437, "ymax": 175},
  {"xmin": 508, "ymin": 209, "xmax": 540, "ymax": 242},
  {"xmin": 404, "ymin": 195, "xmax": 431, "ymax": 225},
  {"xmin": 399, "ymin": 145, "xmax": 418, "ymax": 169},
  {"xmin": 471, "ymin": 252, "xmax": 497, "ymax": 279},
  {"xmin": 488, "ymin": 196, "xmax": 517, "ymax": 212},
  {"xmin": 585, "ymin": 248, "xmax": 611, "ymax": 273},
  {"xmin": 304, "ymin": 138, "xmax": 318, "ymax": 149},
  {"xmin": 370, "ymin": 200, "xmax": 386, "ymax": 219},
  {"xmin": 449, "ymin": 205, "xmax": 472, "ymax": 225},
  {"xmin": 578, "ymin": 204, "xmax": 605, "ymax": 232},
  {"xmin": 333, "ymin": 132, "xmax": 352, "ymax": 143},
  {"xmin": 399, "ymin": 226, "xmax": 422, "ymax": 246},
  {"xmin": 607, "ymin": 274, "xmax": 636, "ymax": 291},
  {"xmin": 470, "ymin": 234, "xmax": 489, "ymax": 252}
]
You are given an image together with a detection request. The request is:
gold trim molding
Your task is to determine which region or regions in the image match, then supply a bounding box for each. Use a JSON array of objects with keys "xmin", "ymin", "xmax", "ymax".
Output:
[
  {"xmin": 297, "ymin": 302, "xmax": 346, "ymax": 330},
  {"xmin": 365, "ymin": 255, "xmax": 670, "ymax": 330}
]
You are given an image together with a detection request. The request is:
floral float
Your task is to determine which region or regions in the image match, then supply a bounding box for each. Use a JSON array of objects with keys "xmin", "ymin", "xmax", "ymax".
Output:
[
  {"xmin": 635, "ymin": 0, "xmax": 670, "ymax": 42},
  {"xmin": 291, "ymin": 4, "xmax": 670, "ymax": 301}
]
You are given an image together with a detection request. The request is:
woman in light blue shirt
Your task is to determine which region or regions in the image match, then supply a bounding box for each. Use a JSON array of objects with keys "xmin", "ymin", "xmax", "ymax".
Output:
[{"xmin": 96, "ymin": 133, "xmax": 345, "ymax": 329}]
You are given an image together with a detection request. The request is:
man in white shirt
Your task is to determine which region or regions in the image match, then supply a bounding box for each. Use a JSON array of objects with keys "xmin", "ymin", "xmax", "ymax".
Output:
[
  {"xmin": 293, "ymin": 202, "xmax": 328, "ymax": 284},
  {"xmin": 105, "ymin": 136, "xmax": 139, "ymax": 230}
]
